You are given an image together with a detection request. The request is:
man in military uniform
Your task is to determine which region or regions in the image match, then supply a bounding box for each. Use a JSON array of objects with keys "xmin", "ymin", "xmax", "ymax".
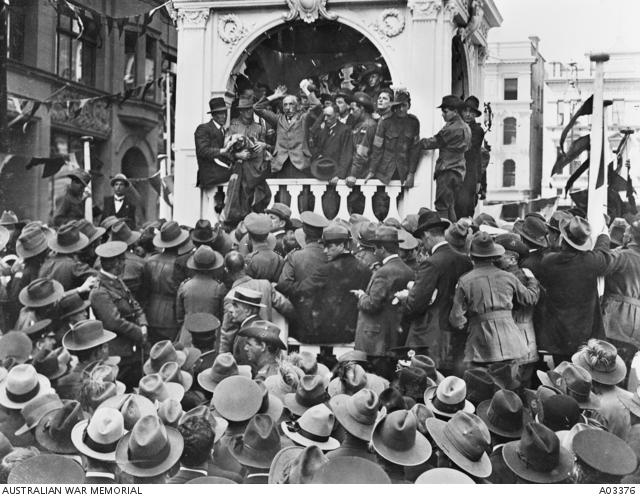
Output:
[
  {"xmin": 90, "ymin": 241, "xmax": 147, "ymax": 389},
  {"xmin": 346, "ymin": 92, "xmax": 378, "ymax": 185},
  {"xmin": 238, "ymin": 320, "xmax": 286, "ymax": 379},
  {"xmin": 52, "ymin": 169, "xmax": 91, "ymax": 227},
  {"xmin": 108, "ymin": 220, "xmax": 145, "ymax": 301},
  {"xmin": 244, "ymin": 212, "xmax": 284, "ymax": 283},
  {"xmin": 265, "ymin": 203, "xmax": 292, "ymax": 258}
]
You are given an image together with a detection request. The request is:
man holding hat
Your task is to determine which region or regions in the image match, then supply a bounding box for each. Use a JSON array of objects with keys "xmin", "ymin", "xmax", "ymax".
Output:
[
  {"xmin": 244, "ymin": 213, "xmax": 284, "ymax": 283},
  {"xmin": 455, "ymin": 96, "xmax": 485, "ymax": 218},
  {"xmin": 346, "ymin": 92, "xmax": 378, "ymax": 188},
  {"xmin": 309, "ymin": 103, "xmax": 353, "ymax": 186},
  {"xmin": 90, "ymin": 241, "xmax": 147, "ymax": 388},
  {"xmin": 419, "ymin": 95, "xmax": 471, "ymax": 222},
  {"xmin": 52, "ymin": 168, "xmax": 92, "ymax": 227},
  {"xmin": 101, "ymin": 173, "xmax": 136, "ymax": 229}
]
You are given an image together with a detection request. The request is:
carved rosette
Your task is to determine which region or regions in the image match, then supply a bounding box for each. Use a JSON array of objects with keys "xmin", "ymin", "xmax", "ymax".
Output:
[
  {"xmin": 407, "ymin": 0, "xmax": 443, "ymax": 21},
  {"xmin": 283, "ymin": 0, "xmax": 337, "ymax": 24},
  {"xmin": 218, "ymin": 14, "xmax": 249, "ymax": 54},
  {"xmin": 370, "ymin": 9, "xmax": 405, "ymax": 46},
  {"xmin": 177, "ymin": 8, "xmax": 210, "ymax": 29}
]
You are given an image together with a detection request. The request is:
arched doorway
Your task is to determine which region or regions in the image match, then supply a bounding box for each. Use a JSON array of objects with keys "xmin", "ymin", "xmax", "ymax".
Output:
[
  {"xmin": 451, "ymin": 35, "xmax": 469, "ymax": 98},
  {"xmin": 121, "ymin": 147, "xmax": 150, "ymax": 224}
]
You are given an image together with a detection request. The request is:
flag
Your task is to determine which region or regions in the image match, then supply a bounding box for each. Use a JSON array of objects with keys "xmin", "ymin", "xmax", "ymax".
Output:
[
  {"xmin": 25, "ymin": 157, "xmax": 67, "ymax": 178},
  {"xmin": 552, "ymin": 134, "xmax": 590, "ymax": 176},
  {"xmin": 559, "ymin": 95, "xmax": 613, "ymax": 154},
  {"xmin": 564, "ymin": 158, "xmax": 590, "ymax": 194}
]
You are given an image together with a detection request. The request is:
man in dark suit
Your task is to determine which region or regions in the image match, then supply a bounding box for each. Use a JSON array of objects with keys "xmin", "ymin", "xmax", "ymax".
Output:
[
  {"xmin": 397, "ymin": 211, "xmax": 473, "ymax": 375},
  {"xmin": 101, "ymin": 173, "xmax": 137, "ymax": 229},
  {"xmin": 310, "ymin": 104, "xmax": 354, "ymax": 184}
]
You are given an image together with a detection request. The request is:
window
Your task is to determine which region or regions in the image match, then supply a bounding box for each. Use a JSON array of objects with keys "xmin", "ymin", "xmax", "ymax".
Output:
[
  {"xmin": 56, "ymin": 11, "xmax": 99, "ymax": 86},
  {"xmin": 144, "ymin": 37, "xmax": 157, "ymax": 100},
  {"xmin": 612, "ymin": 99, "xmax": 624, "ymax": 125},
  {"xmin": 8, "ymin": 3, "xmax": 26, "ymax": 61},
  {"xmin": 124, "ymin": 31, "xmax": 137, "ymax": 87},
  {"xmin": 503, "ymin": 117, "xmax": 517, "ymax": 145},
  {"xmin": 504, "ymin": 78, "xmax": 518, "ymax": 100},
  {"xmin": 557, "ymin": 101, "xmax": 565, "ymax": 126},
  {"xmin": 503, "ymin": 159, "xmax": 516, "ymax": 187}
]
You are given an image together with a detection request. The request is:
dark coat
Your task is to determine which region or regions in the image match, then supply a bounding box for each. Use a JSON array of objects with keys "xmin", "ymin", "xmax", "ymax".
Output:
[
  {"xmin": 141, "ymin": 251, "xmax": 180, "ymax": 340},
  {"xmin": 194, "ymin": 120, "xmax": 232, "ymax": 189},
  {"xmin": 350, "ymin": 115, "xmax": 378, "ymax": 178},
  {"xmin": 369, "ymin": 114, "xmax": 421, "ymax": 184},
  {"xmin": 101, "ymin": 196, "xmax": 137, "ymax": 229},
  {"xmin": 39, "ymin": 254, "xmax": 95, "ymax": 291},
  {"xmin": 537, "ymin": 234, "xmax": 612, "ymax": 355},
  {"xmin": 245, "ymin": 242, "xmax": 284, "ymax": 283},
  {"xmin": 52, "ymin": 190, "xmax": 85, "ymax": 227},
  {"xmin": 355, "ymin": 256, "xmax": 414, "ymax": 356},
  {"xmin": 454, "ymin": 121, "xmax": 485, "ymax": 218},
  {"xmin": 122, "ymin": 251, "xmax": 145, "ymax": 303},
  {"xmin": 404, "ymin": 243, "xmax": 472, "ymax": 367},
  {"xmin": 298, "ymin": 252, "xmax": 371, "ymax": 343},
  {"xmin": 310, "ymin": 121, "xmax": 354, "ymax": 179}
]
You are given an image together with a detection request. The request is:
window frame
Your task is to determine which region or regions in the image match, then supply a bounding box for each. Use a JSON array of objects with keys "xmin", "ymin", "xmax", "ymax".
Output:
[
  {"xmin": 502, "ymin": 159, "xmax": 516, "ymax": 187},
  {"xmin": 504, "ymin": 77, "xmax": 518, "ymax": 100},
  {"xmin": 56, "ymin": 10, "xmax": 99, "ymax": 86},
  {"xmin": 503, "ymin": 117, "xmax": 517, "ymax": 145}
]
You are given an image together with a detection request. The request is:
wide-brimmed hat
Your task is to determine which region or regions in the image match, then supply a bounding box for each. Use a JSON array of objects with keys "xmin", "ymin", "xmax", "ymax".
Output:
[
  {"xmin": 143, "ymin": 340, "xmax": 186, "ymax": 374},
  {"xmin": 327, "ymin": 365, "xmax": 388, "ymax": 398},
  {"xmin": 235, "ymin": 97, "xmax": 255, "ymax": 110},
  {"xmin": 115, "ymin": 414, "xmax": 184, "ymax": 477},
  {"xmin": 62, "ymin": 319, "xmax": 116, "ymax": 352},
  {"xmin": 462, "ymin": 96, "xmax": 482, "ymax": 117},
  {"xmin": 416, "ymin": 467, "xmax": 475, "ymax": 484},
  {"xmin": 487, "ymin": 362, "xmax": 521, "ymax": 392},
  {"xmin": 559, "ymin": 216, "xmax": 593, "ymax": 251},
  {"xmin": 157, "ymin": 398, "xmax": 184, "ymax": 427},
  {"xmin": 207, "ymin": 97, "xmax": 228, "ymax": 114},
  {"xmin": 89, "ymin": 363, "xmax": 125, "ymax": 395},
  {"xmin": 372, "ymin": 409, "xmax": 432, "ymax": 466},
  {"xmin": 281, "ymin": 403, "xmax": 340, "ymax": 451},
  {"xmin": 159, "ymin": 361, "xmax": 193, "ymax": 391},
  {"xmin": 95, "ymin": 240, "xmax": 127, "ymax": 260},
  {"xmin": 18, "ymin": 278, "xmax": 64, "ymax": 308},
  {"xmin": 229, "ymin": 287, "xmax": 266, "ymax": 308},
  {"xmin": 571, "ymin": 339, "xmax": 627, "ymax": 385},
  {"xmin": 212, "ymin": 376, "xmax": 263, "ymax": 422},
  {"xmin": 495, "ymin": 233, "xmax": 529, "ymax": 258},
  {"xmin": 99, "ymin": 393, "xmax": 156, "ymax": 431},
  {"xmin": 110, "ymin": 173, "xmax": 130, "ymax": 187},
  {"xmin": 48, "ymin": 221, "xmax": 89, "ymax": 254},
  {"xmin": 437, "ymin": 94, "xmax": 463, "ymax": 110},
  {"xmin": 310, "ymin": 156, "xmax": 338, "ymax": 181},
  {"xmin": 502, "ymin": 422, "xmax": 573, "ymax": 483},
  {"xmin": 476, "ymin": 389, "xmax": 528, "ymax": 439},
  {"xmin": 0, "ymin": 209, "xmax": 18, "ymax": 226},
  {"xmin": 57, "ymin": 292, "xmax": 90, "ymax": 319},
  {"xmin": 312, "ymin": 456, "xmax": 391, "ymax": 484},
  {"xmin": 153, "ymin": 220, "xmax": 190, "ymax": 249},
  {"xmin": 573, "ymin": 429, "xmax": 638, "ymax": 476},
  {"xmin": 109, "ymin": 220, "xmax": 140, "ymax": 246},
  {"xmin": 137, "ymin": 373, "xmax": 184, "ymax": 403},
  {"xmin": 426, "ymin": 411, "xmax": 492, "ymax": 477},
  {"xmin": 179, "ymin": 405, "xmax": 228, "ymax": 443},
  {"xmin": 284, "ymin": 375, "xmax": 329, "ymax": 417},
  {"xmin": 197, "ymin": 352, "xmax": 252, "ymax": 393},
  {"xmin": 329, "ymin": 389, "xmax": 380, "ymax": 441},
  {"xmin": 269, "ymin": 445, "xmax": 328, "ymax": 484},
  {"xmin": 513, "ymin": 215, "xmax": 549, "ymax": 248},
  {"xmin": 238, "ymin": 320, "xmax": 286, "ymax": 350},
  {"xmin": 369, "ymin": 225, "xmax": 403, "ymax": 244},
  {"xmin": 75, "ymin": 219, "xmax": 106, "ymax": 245},
  {"xmin": 359, "ymin": 62, "xmax": 384, "ymax": 80},
  {"xmin": 424, "ymin": 376, "xmax": 475, "ymax": 419},
  {"xmin": 16, "ymin": 226, "xmax": 50, "ymax": 259},
  {"xmin": 0, "ymin": 332, "xmax": 32, "ymax": 365},
  {"xmin": 70, "ymin": 406, "xmax": 125, "ymax": 461},
  {"xmin": 413, "ymin": 211, "xmax": 451, "ymax": 237},
  {"xmin": 0, "ymin": 364, "xmax": 51, "ymax": 410},
  {"xmin": 537, "ymin": 361, "xmax": 600, "ymax": 410},
  {"xmin": 35, "ymin": 400, "xmax": 85, "ymax": 454},
  {"xmin": 355, "ymin": 221, "xmax": 377, "ymax": 248},
  {"xmin": 470, "ymin": 231, "xmax": 505, "ymax": 258},
  {"xmin": 16, "ymin": 392, "xmax": 63, "ymax": 436},
  {"xmin": 230, "ymin": 413, "xmax": 282, "ymax": 469},
  {"xmin": 66, "ymin": 168, "xmax": 91, "ymax": 186},
  {"xmin": 186, "ymin": 245, "xmax": 223, "ymax": 271},
  {"xmin": 190, "ymin": 219, "xmax": 219, "ymax": 243},
  {"xmin": 255, "ymin": 379, "xmax": 284, "ymax": 423},
  {"xmin": 445, "ymin": 218, "xmax": 473, "ymax": 249},
  {"xmin": 31, "ymin": 347, "xmax": 69, "ymax": 380},
  {"xmin": 536, "ymin": 394, "xmax": 583, "ymax": 431},
  {"xmin": 410, "ymin": 355, "xmax": 445, "ymax": 384},
  {"xmin": 8, "ymin": 454, "xmax": 85, "ymax": 484},
  {"xmin": 620, "ymin": 387, "xmax": 640, "ymax": 418},
  {"xmin": 22, "ymin": 319, "xmax": 53, "ymax": 338},
  {"xmin": 398, "ymin": 229, "xmax": 419, "ymax": 250}
]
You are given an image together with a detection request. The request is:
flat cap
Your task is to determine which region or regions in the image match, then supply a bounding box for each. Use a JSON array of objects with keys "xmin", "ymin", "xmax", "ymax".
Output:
[
  {"xmin": 244, "ymin": 213, "xmax": 272, "ymax": 236},
  {"xmin": 322, "ymin": 224, "xmax": 351, "ymax": 243},
  {"xmin": 265, "ymin": 203, "xmax": 292, "ymax": 221}
]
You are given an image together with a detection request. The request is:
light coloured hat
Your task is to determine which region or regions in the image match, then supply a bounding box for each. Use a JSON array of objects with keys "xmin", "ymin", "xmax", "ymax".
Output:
[
  {"xmin": 424, "ymin": 375, "xmax": 475, "ymax": 419},
  {"xmin": 71, "ymin": 406, "xmax": 126, "ymax": 461},
  {"xmin": 281, "ymin": 403, "xmax": 340, "ymax": 451}
]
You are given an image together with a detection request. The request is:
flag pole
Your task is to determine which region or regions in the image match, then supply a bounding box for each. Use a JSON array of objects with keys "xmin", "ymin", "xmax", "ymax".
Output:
[
  {"xmin": 586, "ymin": 53, "xmax": 609, "ymax": 235},
  {"xmin": 159, "ymin": 71, "xmax": 173, "ymax": 220},
  {"xmin": 80, "ymin": 136, "xmax": 94, "ymax": 222}
]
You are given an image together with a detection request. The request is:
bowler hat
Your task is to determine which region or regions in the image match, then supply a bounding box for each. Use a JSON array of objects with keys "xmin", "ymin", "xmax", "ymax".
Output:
[
  {"xmin": 514, "ymin": 215, "xmax": 549, "ymax": 248},
  {"xmin": 311, "ymin": 456, "xmax": 391, "ymax": 484},
  {"xmin": 138, "ymin": 373, "xmax": 185, "ymax": 403},
  {"xmin": 57, "ymin": 292, "xmax": 90, "ymax": 319},
  {"xmin": 115, "ymin": 414, "xmax": 184, "ymax": 477},
  {"xmin": 284, "ymin": 375, "xmax": 329, "ymax": 417},
  {"xmin": 35, "ymin": 400, "xmax": 85, "ymax": 454},
  {"xmin": 143, "ymin": 340, "xmax": 186, "ymax": 374},
  {"xmin": 48, "ymin": 221, "xmax": 89, "ymax": 254},
  {"xmin": 372, "ymin": 409, "xmax": 432, "ymax": 466},
  {"xmin": 573, "ymin": 429, "xmax": 638, "ymax": 476},
  {"xmin": 230, "ymin": 413, "xmax": 282, "ymax": 469},
  {"xmin": 424, "ymin": 376, "xmax": 475, "ymax": 418},
  {"xmin": 352, "ymin": 91, "xmax": 374, "ymax": 113},
  {"xmin": 322, "ymin": 223, "xmax": 350, "ymax": 243},
  {"xmin": 238, "ymin": 320, "xmax": 286, "ymax": 350},
  {"xmin": 370, "ymin": 225, "xmax": 403, "ymax": 244},
  {"xmin": 16, "ymin": 392, "xmax": 63, "ymax": 437},
  {"xmin": 571, "ymin": 339, "xmax": 627, "ymax": 385},
  {"xmin": 70, "ymin": 406, "xmax": 125, "ymax": 461},
  {"xmin": 266, "ymin": 203, "xmax": 292, "ymax": 222},
  {"xmin": 8, "ymin": 454, "xmax": 84, "ymax": 484},
  {"xmin": 0, "ymin": 364, "xmax": 51, "ymax": 410},
  {"xmin": 16, "ymin": 226, "xmax": 50, "ymax": 259},
  {"xmin": 437, "ymin": 95, "xmax": 463, "ymax": 110},
  {"xmin": 75, "ymin": 219, "xmax": 106, "ymax": 245},
  {"xmin": 329, "ymin": 389, "xmax": 380, "ymax": 441},
  {"xmin": 462, "ymin": 96, "xmax": 482, "ymax": 117},
  {"xmin": 95, "ymin": 240, "xmax": 127, "ymax": 259},
  {"xmin": 559, "ymin": 216, "xmax": 593, "ymax": 251},
  {"xmin": 190, "ymin": 219, "xmax": 219, "ymax": 243},
  {"xmin": 187, "ymin": 245, "xmax": 223, "ymax": 271},
  {"xmin": 230, "ymin": 287, "xmax": 266, "ymax": 308},
  {"xmin": 502, "ymin": 422, "xmax": 573, "ymax": 483},
  {"xmin": 208, "ymin": 97, "xmax": 228, "ymax": 114},
  {"xmin": 18, "ymin": 278, "xmax": 64, "ymax": 308},
  {"xmin": 109, "ymin": 220, "xmax": 140, "ymax": 246},
  {"xmin": 110, "ymin": 173, "xmax": 130, "ymax": 187},
  {"xmin": 0, "ymin": 332, "xmax": 32, "ymax": 365},
  {"xmin": 413, "ymin": 210, "xmax": 451, "ymax": 237},
  {"xmin": 477, "ymin": 389, "xmax": 528, "ymax": 439},
  {"xmin": 153, "ymin": 220, "xmax": 189, "ymax": 249},
  {"xmin": 212, "ymin": 376, "xmax": 263, "ymax": 422},
  {"xmin": 66, "ymin": 168, "xmax": 91, "ymax": 186},
  {"xmin": 415, "ymin": 467, "xmax": 475, "ymax": 484},
  {"xmin": 281, "ymin": 403, "xmax": 340, "ymax": 451},
  {"xmin": 310, "ymin": 156, "xmax": 338, "ymax": 181},
  {"xmin": 99, "ymin": 393, "xmax": 156, "ymax": 431},
  {"xmin": 495, "ymin": 233, "xmax": 529, "ymax": 258},
  {"xmin": 269, "ymin": 445, "xmax": 328, "ymax": 484},
  {"xmin": 0, "ymin": 210, "xmax": 18, "ymax": 226},
  {"xmin": 62, "ymin": 320, "xmax": 116, "ymax": 352},
  {"xmin": 197, "ymin": 353, "xmax": 252, "ymax": 392},
  {"xmin": 470, "ymin": 231, "xmax": 505, "ymax": 258}
]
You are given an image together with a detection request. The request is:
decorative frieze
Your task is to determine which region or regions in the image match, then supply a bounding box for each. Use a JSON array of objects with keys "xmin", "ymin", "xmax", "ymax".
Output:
[
  {"xmin": 218, "ymin": 14, "xmax": 251, "ymax": 54},
  {"xmin": 177, "ymin": 8, "xmax": 210, "ymax": 29},
  {"xmin": 283, "ymin": 0, "xmax": 337, "ymax": 24},
  {"xmin": 407, "ymin": 0, "xmax": 443, "ymax": 21}
]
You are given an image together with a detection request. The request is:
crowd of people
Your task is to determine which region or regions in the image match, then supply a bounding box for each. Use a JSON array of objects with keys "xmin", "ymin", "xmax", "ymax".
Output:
[{"xmin": 1, "ymin": 173, "xmax": 640, "ymax": 484}]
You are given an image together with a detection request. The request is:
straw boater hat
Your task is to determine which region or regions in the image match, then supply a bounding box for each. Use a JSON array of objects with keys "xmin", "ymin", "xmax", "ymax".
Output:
[
  {"xmin": 153, "ymin": 220, "xmax": 190, "ymax": 249},
  {"xmin": 281, "ymin": 403, "xmax": 340, "ymax": 451},
  {"xmin": 230, "ymin": 287, "xmax": 266, "ymax": 308},
  {"xmin": 18, "ymin": 278, "xmax": 64, "ymax": 308},
  {"xmin": 8, "ymin": 454, "xmax": 85, "ymax": 484},
  {"xmin": 35, "ymin": 400, "xmax": 85, "ymax": 454},
  {"xmin": 329, "ymin": 389, "xmax": 381, "ymax": 442},
  {"xmin": 71, "ymin": 406, "xmax": 126, "ymax": 462},
  {"xmin": 571, "ymin": 339, "xmax": 627, "ymax": 385},
  {"xmin": 197, "ymin": 352, "xmax": 252, "ymax": 393},
  {"xmin": 211, "ymin": 376, "xmax": 263, "ymax": 423},
  {"xmin": 424, "ymin": 376, "xmax": 475, "ymax": 419},
  {"xmin": 0, "ymin": 364, "xmax": 51, "ymax": 410},
  {"xmin": 371, "ymin": 409, "xmax": 432, "ymax": 466},
  {"xmin": 110, "ymin": 173, "xmax": 130, "ymax": 188}
]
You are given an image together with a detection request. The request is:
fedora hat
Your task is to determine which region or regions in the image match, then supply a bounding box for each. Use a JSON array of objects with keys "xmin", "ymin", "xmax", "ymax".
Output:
[
  {"xmin": 502, "ymin": 422, "xmax": 573, "ymax": 483},
  {"xmin": 8, "ymin": 454, "xmax": 85, "ymax": 484},
  {"xmin": 57, "ymin": 293, "xmax": 90, "ymax": 320},
  {"xmin": 100, "ymin": 215, "xmax": 120, "ymax": 230},
  {"xmin": 110, "ymin": 173, "xmax": 130, "ymax": 187},
  {"xmin": 158, "ymin": 361, "xmax": 192, "ymax": 391},
  {"xmin": 71, "ymin": 406, "xmax": 125, "ymax": 461},
  {"xmin": 437, "ymin": 94, "xmax": 463, "ymax": 110},
  {"xmin": 99, "ymin": 393, "xmax": 156, "ymax": 431},
  {"xmin": 18, "ymin": 278, "xmax": 64, "ymax": 308},
  {"xmin": 230, "ymin": 287, "xmax": 266, "ymax": 308},
  {"xmin": 16, "ymin": 226, "xmax": 50, "ymax": 259},
  {"xmin": 355, "ymin": 221, "xmax": 378, "ymax": 248},
  {"xmin": 536, "ymin": 394, "xmax": 583, "ymax": 431},
  {"xmin": 296, "ymin": 351, "xmax": 331, "ymax": 385},
  {"xmin": 179, "ymin": 405, "xmax": 228, "ymax": 443},
  {"xmin": 572, "ymin": 339, "xmax": 627, "ymax": 385},
  {"xmin": 207, "ymin": 97, "xmax": 228, "ymax": 114},
  {"xmin": 281, "ymin": 403, "xmax": 340, "ymax": 451},
  {"xmin": 513, "ymin": 215, "xmax": 549, "ymax": 248},
  {"xmin": 48, "ymin": 221, "xmax": 89, "ymax": 254},
  {"xmin": 0, "ymin": 209, "xmax": 18, "ymax": 226},
  {"xmin": 487, "ymin": 362, "xmax": 521, "ymax": 392},
  {"xmin": 22, "ymin": 319, "xmax": 53, "ymax": 338},
  {"xmin": 0, "ymin": 364, "xmax": 51, "ymax": 409},
  {"xmin": 462, "ymin": 96, "xmax": 482, "ymax": 117},
  {"xmin": 153, "ymin": 220, "xmax": 189, "ymax": 249},
  {"xmin": 31, "ymin": 347, "xmax": 68, "ymax": 380},
  {"xmin": 157, "ymin": 398, "xmax": 184, "ymax": 427},
  {"xmin": 310, "ymin": 156, "xmax": 338, "ymax": 182},
  {"xmin": 523, "ymin": 385, "xmax": 564, "ymax": 419},
  {"xmin": 312, "ymin": 456, "xmax": 391, "ymax": 484},
  {"xmin": 329, "ymin": 389, "xmax": 380, "ymax": 441},
  {"xmin": 230, "ymin": 413, "xmax": 282, "ymax": 469},
  {"xmin": 35, "ymin": 400, "xmax": 85, "ymax": 454},
  {"xmin": 370, "ymin": 225, "xmax": 403, "ymax": 244},
  {"xmin": 115, "ymin": 414, "xmax": 184, "ymax": 477},
  {"xmin": 75, "ymin": 219, "xmax": 106, "ymax": 245},
  {"xmin": 269, "ymin": 445, "xmax": 328, "ymax": 484},
  {"xmin": 470, "ymin": 231, "xmax": 505, "ymax": 258},
  {"xmin": 372, "ymin": 409, "xmax": 432, "ymax": 466},
  {"xmin": 15, "ymin": 392, "xmax": 63, "ymax": 436},
  {"xmin": 238, "ymin": 320, "xmax": 286, "ymax": 350},
  {"xmin": 186, "ymin": 245, "xmax": 223, "ymax": 271},
  {"xmin": 143, "ymin": 340, "xmax": 186, "ymax": 374},
  {"xmin": 560, "ymin": 216, "xmax": 593, "ymax": 251},
  {"xmin": 235, "ymin": 97, "xmax": 255, "ymax": 110},
  {"xmin": 89, "ymin": 363, "xmax": 125, "ymax": 395},
  {"xmin": 256, "ymin": 379, "xmax": 284, "ymax": 423},
  {"xmin": 537, "ymin": 361, "xmax": 599, "ymax": 410},
  {"xmin": 476, "ymin": 389, "xmax": 528, "ymax": 439},
  {"xmin": 413, "ymin": 211, "xmax": 451, "ymax": 237},
  {"xmin": 445, "ymin": 217, "xmax": 473, "ymax": 249},
  {"xmin": 197, "ymin": 352, "xmax": 252, "ymax": 393},
  {"xmin": 62, "ymin": 320, "xmax": 116, "ymax": 352},
  {"xmin": 573, "ymin": 429, "xmax": 638, "ymax": 477},
  {"xmin": 424, "ymin": 376, "xmax": 475, "ymax": 419},
  {"xmin": 66, "ymin": 168, "xmax": 91, "ymax": 186},
  {"xmin": 410, "ymin": 355, "xmax": 445, "ymax": 384},
  {"xmin": 109, "ymin": 220, "xmax": 140, "ymax": 246},
  {"xmin": 352, "ymin": 91, "xmax": 374, "ymax": 113},
  {"xmin": 426, "ymin": 411, "xmax": 492, "ymax": 477},
  {"xmin": 190, "ymin": 219, "xmax": 219, "ymax": 243},
  {"xmin": 328, "ymin": 364, "xmax": 388, "ymax": 398},
  {"xmin": 415, "ymin": 467, "xmax": 475, "ymax": 484},
  {"xmin": 212, "ymin": 376, "xmax": 263, "ymax": 422},
  {"xmin": 138, "ymin": 373, "xmax": 184, "ymax": 403},
  {"xmin": 284, "ymin": 375, "xmax": 329, "ymax": 417},
  {"xmin": 0, "ymin": 332, "xmax": 32, "ymax": 365}
]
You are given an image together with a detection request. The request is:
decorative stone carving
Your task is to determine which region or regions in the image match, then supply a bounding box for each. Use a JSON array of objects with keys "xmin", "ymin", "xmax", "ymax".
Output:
[
  {"xmin": 50, "ymin": 90, "xmax": 112, "ymax": 138},
  {"xmin": 218, "ymin": 14, "xmax": 249, "ymax": 52},
  {"xmin": 407, "ymin": 0, "xmax": 443, "ymax": 21},
  {"xmin": 283, "ymin": 0, "xmax": 337, "ymax": 24},
  {"xmin": 177, "ymin": 8, "xmax": 210, "ymax": 29},
  {"xmin": 477, "ymin": 45, "xmax": 488, "ymax": 65},
  {"xmin": 457, "ymin": 0, "xmax": 484, "ymax": 41},
  {"xmin": 375, "ymin": 9, "xmax": 405, "ymax": 37}
]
